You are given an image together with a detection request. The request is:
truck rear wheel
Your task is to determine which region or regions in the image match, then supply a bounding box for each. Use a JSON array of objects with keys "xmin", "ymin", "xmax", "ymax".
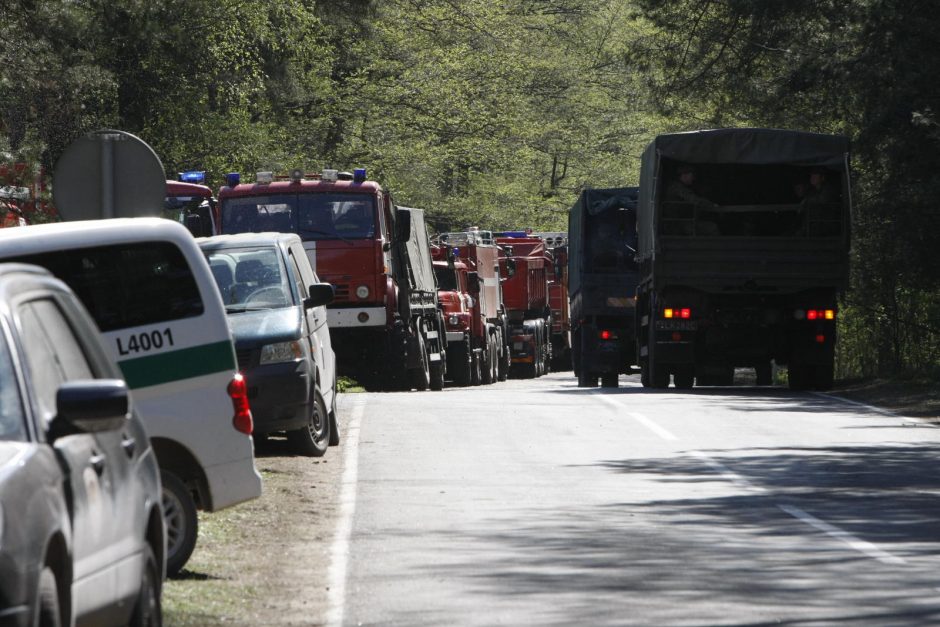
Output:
[
  {"xmin": 471, "ymin": 350, "xmax": 483, "ymax": 385},
  {"xmin": 482, "ymin": 336, "xmax": 495, "ymax": 384},
  {"xmin": 601, "ymin": 372, "xmax": 619, "ymax": 388},
  {"xmin": 578, "ymin": 370, "xmax": 598, "ymax": 387},
  {"xmin": 449, "ymin": 339, "xmax": 472, "ymax": 387},
  {"xmin": 674, "ymin": 368, "xmax": 694, "ymax": 390},
  {"xmin": 410, "ymin": 326, "xmax": 431, "ymax": 391}
]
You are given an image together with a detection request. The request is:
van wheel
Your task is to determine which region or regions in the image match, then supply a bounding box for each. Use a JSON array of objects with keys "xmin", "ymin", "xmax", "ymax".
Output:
[
  {"xmin": 289, "ymin": 391, "xmax": 330, "ymax": 457},
  {"xmin": 128, "ymin": 545, "xmax": 162, "ymax": 627},
  {"xmin": 162, "ymin": 471, "xmax": 198, "ymax": 578},
  {"xmin": 36, "ymin": 566, "xmax": 62, "ymax": 627},
  {"xmin": 328, "ymin": 388, "xmax": 340, "ymax": 446}
]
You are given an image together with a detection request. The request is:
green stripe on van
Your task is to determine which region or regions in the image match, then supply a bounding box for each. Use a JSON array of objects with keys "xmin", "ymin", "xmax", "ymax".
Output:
[{"xmin": 118, "ymin": 340, "xmax": 236, "ymax": 389}]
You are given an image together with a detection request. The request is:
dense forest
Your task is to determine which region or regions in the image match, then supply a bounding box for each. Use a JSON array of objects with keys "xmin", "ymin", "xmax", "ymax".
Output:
[{"xmin": 1, "ymin": 0, "xmax": 938, "ymax": 380}]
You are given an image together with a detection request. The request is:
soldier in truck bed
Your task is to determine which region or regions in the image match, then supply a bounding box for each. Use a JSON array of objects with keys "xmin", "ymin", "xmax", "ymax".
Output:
[{"xmin": 663, "ymin": 164, "xmax": 721, "ymax": 235}]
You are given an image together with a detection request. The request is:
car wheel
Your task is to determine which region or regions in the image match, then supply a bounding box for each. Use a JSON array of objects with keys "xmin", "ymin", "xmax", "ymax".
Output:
[
  {"xmin": 162, "ymin": 471, "xmax": 198, "ymax": 578},
  {"xmin": 288, "ymin": 391, "xmax": 330, "ymax": 457},
  {"xmin": 36, "ymin": 566, "xmax": 62, "ymax": 627},
  {"xmin": 128, "ymin": 545, "xmax": 162, "ymax": 627}
]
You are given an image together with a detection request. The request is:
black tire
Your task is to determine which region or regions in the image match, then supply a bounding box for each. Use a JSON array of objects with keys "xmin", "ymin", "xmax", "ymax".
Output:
[
  {"xmin": 288, "ymin": 391, "xmax": 330, "ymax": 457},
  {"xmin": 813, "ymin": 361, "xmax": 834, "ymax": 391},
  {"xmin": 328, "ymin": 383, "xmax": 340, "ymax": 446},
  {"xmin": 36, "ymin": 566, "xmax": 62, "ymax": 627},
  {"xmin": 481, "ymin": 336, "xmax": 495, "ymax": 385},
  {"xmin": 410, "ymin": 328, "xmax": 431, "ymax": 391},
  {"xmin": 640, "ymin": 359, "xmax": 651, "ymax": 387},
  {"xmin": 429, "ymin": 359, "xmax": 445, "ymax": 391},
  {"xmin": 572, "ymin": 328, "xmax": 582, "ymax": 377},
  {"xmin": 162, "ymin": 471, "xmax": 198, "ymax": 578},
  {"xmin": 578, "ymin": 369, "xmax": 598, "ymax": 387},
  {"xmin": 450, "ymin": 340, "xmax": 472, "ymax": 386},
  {"xmin": 787, "ymin": 362, "xmax": 810, "ymax": 390},
  {"xmin": 755, "ymin": 363, "xmax": 773, "ymax": 386},
  {"xmin": 470, "ymin": 350, "xmax": 482, "ymax": 386},
  {"xmin": 674, "ymin": 369, "xmax": 694, "ymax": 390},
  {"xmin": 650, "ymin": 362, "xmax": 670, "ymax": 388},
  {"xmin": 601, "ymin": 372, "xmax": 619, "ymax": 388},
  {"xmin": 128, "ymin": 545, "xmax": 162, "ymax": 627}
]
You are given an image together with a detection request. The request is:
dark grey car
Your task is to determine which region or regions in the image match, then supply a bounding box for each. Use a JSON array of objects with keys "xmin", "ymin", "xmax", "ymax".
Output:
[
  {"xmin": 198, "ymin": 233, "xmax": 338, "ymax": 456},
  {"xmin": 0, "ymin": 264, "xmax": 164, "ymax": 627}
]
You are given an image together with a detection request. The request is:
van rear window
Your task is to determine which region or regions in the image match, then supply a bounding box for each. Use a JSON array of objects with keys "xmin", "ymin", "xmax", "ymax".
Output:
[{"xmin": 15, "ymin": 242, "xmax": 204, "ymax": 332}]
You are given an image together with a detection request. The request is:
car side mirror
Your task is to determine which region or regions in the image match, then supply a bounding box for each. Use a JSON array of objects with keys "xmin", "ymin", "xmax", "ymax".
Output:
[
  {"xmin": 52, "ymin": 380, "xmax": 129, "ymax": 439},
  {"xmin": 305, "ymin": 283, "xmax": 335, "ymax": 308}
]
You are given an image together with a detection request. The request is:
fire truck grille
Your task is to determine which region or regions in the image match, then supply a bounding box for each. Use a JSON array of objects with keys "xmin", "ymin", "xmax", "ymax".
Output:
[{"xmin": 332, "ymin": 283, "xmax": 350, "ymax": 301}]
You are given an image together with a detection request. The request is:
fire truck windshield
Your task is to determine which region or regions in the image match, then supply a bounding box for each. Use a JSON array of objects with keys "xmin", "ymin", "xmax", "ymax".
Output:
[
  {"xmin": 221, "ymin": 193, "xmax": 377, "ymax": 241},
  {"xmin": 434, "ymin": 265, "xmax": 458, "ymax": 290}
]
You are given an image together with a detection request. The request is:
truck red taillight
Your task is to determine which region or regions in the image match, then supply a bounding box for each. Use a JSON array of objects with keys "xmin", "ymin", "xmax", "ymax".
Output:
[
  {"xmin": 228, "ymin": 373, "xmax": 254, "ymax": 435},
  {"xmin": 663, "ymin": 308, "xmax": 691, "ymax": 319},
  {"xmin": 797, "ymin": 309, "xmax": 836, "ymax": 321},
  {"xmin": 598, "ymin": 329, "xmax": 619, "ymax": 340}
]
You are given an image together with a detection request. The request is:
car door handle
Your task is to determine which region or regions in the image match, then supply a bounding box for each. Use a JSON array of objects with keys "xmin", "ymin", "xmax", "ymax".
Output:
[
  {"xmin": 122, "ymin": 435, "xmax": 136, "ymax": 458},
  {"xmin": 89, "ymin": 453, "xmax": 106, "ymax": 476}
]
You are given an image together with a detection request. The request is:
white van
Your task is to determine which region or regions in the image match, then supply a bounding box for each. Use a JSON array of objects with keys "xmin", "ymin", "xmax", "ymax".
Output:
[{"xmin": 0, "ymin": 218, "xmax": 262, "ymax": 576}]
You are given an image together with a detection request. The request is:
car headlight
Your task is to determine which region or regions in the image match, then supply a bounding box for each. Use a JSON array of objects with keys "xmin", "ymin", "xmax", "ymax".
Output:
[
  {"xmin": 260, "ymin": 341, "xmax": 303, "ymax": 364},
  {"xmin": 448, "ymin": 315, "xmax": 459, "ymax": 325},
  {"xmin": 355, "ymin": 285, "xmax": 370, "ymax": 299}
]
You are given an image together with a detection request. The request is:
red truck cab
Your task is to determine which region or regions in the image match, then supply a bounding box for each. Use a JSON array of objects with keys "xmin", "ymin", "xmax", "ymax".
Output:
[
  {"xmin": 166, "ymin": 173, "xmax": 219, "ymax": 236},
  {"xmin": 218, "ymin": 169, "xmax": 445, "ymax": 390}
]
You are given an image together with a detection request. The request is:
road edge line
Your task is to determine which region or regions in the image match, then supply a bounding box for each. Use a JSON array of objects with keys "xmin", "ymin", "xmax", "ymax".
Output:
[{"xmin": 325, "ymin": 399, "xmax": 365, "ymax": 627}]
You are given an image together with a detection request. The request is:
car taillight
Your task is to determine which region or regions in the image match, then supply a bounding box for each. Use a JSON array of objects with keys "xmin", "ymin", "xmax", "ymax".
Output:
[{"xmin": 228, "ymin": 373, "xmax": 253, "ymax": 435}]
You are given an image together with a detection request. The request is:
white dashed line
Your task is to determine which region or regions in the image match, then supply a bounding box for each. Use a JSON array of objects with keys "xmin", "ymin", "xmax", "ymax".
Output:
[
  {"xmin": 779, "ymin": 504, "xmax": 906, "ymax": 565},
  {"xmin": 596, "ymin": 395, "xmax": 679, "ymax": 441}
]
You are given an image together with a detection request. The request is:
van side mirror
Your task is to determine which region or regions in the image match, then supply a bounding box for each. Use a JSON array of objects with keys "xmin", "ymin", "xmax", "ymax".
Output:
[
  {"xmin": 305, "ymin": 283, "xmax": 335, "ymax": 308},
  {"xmin": 395, "ymin": 208, "xmax": 412, "ymax": 243}
]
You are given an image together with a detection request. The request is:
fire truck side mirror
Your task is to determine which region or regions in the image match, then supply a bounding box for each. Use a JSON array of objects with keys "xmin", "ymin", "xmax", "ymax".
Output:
[
  {"xmin": 394, "ymin": 208, "xmax": 412, "ymax": 242},
  {"xmin": 467, "ymin": 271, "xmax": 481, "ymax": 294},
  {"xmin": 505, "ymin": 258, "xmax": 517, "ymax": 279}
]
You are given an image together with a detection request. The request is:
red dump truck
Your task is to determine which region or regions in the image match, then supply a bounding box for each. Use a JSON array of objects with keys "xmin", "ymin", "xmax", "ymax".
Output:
[
  {"xmin": 432, "ymin": 229, "xmax": 510, "ymax": 386},
  {"xmin": 495, "ymin": 233, "xmax": 553, "ymax": 378},
  {"xmin": 218, "ymin": 168, "xmax": 447, "ymax": 391}
]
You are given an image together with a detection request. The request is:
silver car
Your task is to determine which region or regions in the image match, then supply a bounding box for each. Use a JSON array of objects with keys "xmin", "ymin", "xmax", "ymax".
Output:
[{"xmin": 0, "ymin": 264, "xmax": 164, "ymax": 627}]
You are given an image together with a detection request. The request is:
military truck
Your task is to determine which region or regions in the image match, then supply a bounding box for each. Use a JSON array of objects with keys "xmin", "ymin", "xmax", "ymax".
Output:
[
  {"xmin": 636, "ymin": 128, "xmax": 851, "ymax": 390},
  {"xmin": 567, "ymin": 188, "xmax": 640, "ymax": 388}
]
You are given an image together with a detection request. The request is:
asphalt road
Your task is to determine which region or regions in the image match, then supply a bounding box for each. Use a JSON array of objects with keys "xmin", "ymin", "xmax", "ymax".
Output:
[{"xmin": 327, "ymin": 372, "xmax": 940, "ymax": 626}]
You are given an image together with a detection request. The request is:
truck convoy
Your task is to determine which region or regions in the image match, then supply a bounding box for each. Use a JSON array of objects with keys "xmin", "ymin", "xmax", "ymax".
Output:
[
  {"xmin": 635, "ymin": 128, "xmax": 851, "ymax": 390},
  {"xmin": 432, "ymin": 229, "xmax": 510, "ymax": 386},
  {"xmin": 218, "ymin": 168, "xmax": 447, "ymax": 391},
  {"xmin": 496, "ymin": 233, "xmax": 554, "ymax": 378},
  {"xmin": 567, "ymin": 188, "xmax": 641, "ymax": 387}
]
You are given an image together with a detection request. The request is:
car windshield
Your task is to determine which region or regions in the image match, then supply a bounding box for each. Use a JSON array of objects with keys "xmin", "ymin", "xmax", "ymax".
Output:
[
  {"xmin": 203, "ymin": 246, "xmax": 294, "ymax": 313},
  {"xmin": 221, "ymin": 193, "xmax": 376, "ymax": 242},
  {"xmin": 0, "ymin": 329, "xmax": 26, "ymax": 442}
]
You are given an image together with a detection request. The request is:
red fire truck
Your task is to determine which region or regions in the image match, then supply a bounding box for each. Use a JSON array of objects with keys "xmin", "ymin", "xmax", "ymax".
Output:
[
  {"xmin": 165, "ymin": 171, "xmax": 219, "ymax": 237},
  {"xmin": 532, "ymin": 232, "xmax": 571, "ymax": 370},
  {"xmin": 495, "ymin": 232, "xmax": 554, "ymax": 378},
  {"xmin": 432, "ymin": 229, "xmax": 510, "ymax": 386},
  {"xmin": 218, "ymin": 168, "xmax": 446, "ymax": 391}
]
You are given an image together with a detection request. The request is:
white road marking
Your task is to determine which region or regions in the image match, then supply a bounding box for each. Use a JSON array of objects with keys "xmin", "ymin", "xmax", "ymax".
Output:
[
  {"xmin": 326, "ymin": 400, "xmax": 365, "ymax": 627},
  {"xmin": 689, "ymin": 450, "xmax": 767, "ymax": 493},
  {"xmin": 596, "ymin": 395, "xmax": 678, "ymax": 441},
  {"xmin": 779, "ymin": 504, "xmax": 906, "ymax": 565}
]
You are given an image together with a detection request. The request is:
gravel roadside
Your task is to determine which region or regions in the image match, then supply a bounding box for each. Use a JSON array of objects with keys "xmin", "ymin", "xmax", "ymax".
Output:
[{"xmin": 162, "ymin": 394, "xmax": 356, "ymax": 626}]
